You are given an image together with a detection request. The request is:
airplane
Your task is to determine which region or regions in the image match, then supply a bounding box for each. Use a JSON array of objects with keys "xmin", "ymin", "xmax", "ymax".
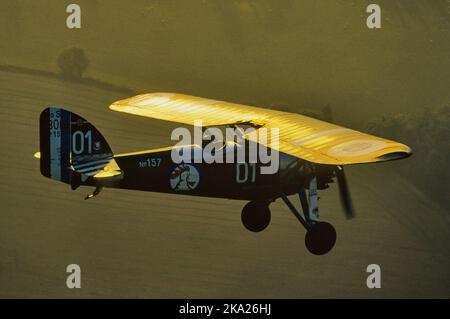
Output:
[{"xmin": 35, "ymin": 93, "xmax": 412, "ymax": 255}]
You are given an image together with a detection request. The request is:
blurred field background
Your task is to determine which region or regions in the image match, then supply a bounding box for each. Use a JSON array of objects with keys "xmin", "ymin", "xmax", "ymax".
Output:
[{"xmin": 0, "ymin": 0, "xmax": 449, "ymax": 297}]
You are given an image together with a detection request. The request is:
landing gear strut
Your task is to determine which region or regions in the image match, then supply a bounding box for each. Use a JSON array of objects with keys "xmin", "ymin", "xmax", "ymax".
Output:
[
  {"xmin": 240, "ymin": 177, "xmax": 336, "ymax": 254},
  {"xmin": 281, "ymin": 177, "xmax": 336, "ymax": 255},
  {"xmin": 241, "ymin": 200, "xmax": 271, "ymax": 232}
]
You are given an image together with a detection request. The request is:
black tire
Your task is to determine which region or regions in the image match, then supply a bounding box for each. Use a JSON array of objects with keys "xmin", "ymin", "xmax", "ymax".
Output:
[
  {"xmin": 241, "ymin": 201, "xmax": 271, "ymax": 232},
  {"xmin": 305, "ymin": 221, "xmax": 337, "ymax": 255}
]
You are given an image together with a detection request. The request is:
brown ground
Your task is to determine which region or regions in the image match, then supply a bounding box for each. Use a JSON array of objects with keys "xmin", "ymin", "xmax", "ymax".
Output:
[{"xmin": 0, "ymin": 70, "xmax": 449, "ymax": 298}]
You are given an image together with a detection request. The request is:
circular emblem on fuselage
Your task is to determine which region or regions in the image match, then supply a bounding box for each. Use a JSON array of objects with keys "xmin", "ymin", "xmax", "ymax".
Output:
[{"xmin": 169, "ymin": 164, "xmax": 200, "ymax": 191}]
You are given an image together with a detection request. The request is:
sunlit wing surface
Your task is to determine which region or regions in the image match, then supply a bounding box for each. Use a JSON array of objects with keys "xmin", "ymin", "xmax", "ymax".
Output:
[
  {"xmin": 110, "ymin": 92, "xmax": 273, "ymax": 126},
  {"xmin": 109, "ymin": 93, "xmax": 411, "ymax": 165},
  {"xmin": 249, "ymin": 114, "xmax": 411, "ymax": 164}
]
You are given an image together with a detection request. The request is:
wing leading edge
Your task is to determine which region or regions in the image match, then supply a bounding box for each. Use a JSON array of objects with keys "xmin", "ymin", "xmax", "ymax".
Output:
[{"xmin": 109, "ymin": 93, "xmax": 411, "ymax": 165}]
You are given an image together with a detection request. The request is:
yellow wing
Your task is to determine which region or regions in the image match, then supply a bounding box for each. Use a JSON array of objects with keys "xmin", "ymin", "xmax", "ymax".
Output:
[
  {"xmin": 109, "ymin": 93, "xmax": 411, "ymax": 165},
  {"xmin": 110, "ymin": 92, "xmax": 275, "ymax": 126},
  {"xmin": 247, "ymin": 113, "xmax": 411, "ymax": 165}
]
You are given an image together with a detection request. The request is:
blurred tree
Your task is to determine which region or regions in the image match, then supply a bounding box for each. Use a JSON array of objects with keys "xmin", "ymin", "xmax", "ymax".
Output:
[
  {"xmin": 57, "ymin": 47, "xmax": 89, "ymax": 81},
  {"xmin": 367, "ymin": 105, "xmax": 450, "ymax": 210}
]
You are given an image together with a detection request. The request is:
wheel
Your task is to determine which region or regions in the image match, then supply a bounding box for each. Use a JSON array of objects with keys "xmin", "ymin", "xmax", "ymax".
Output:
[
  {"xmin": 241, "ymin": 201, "xmax": 271, "ymax": 232},
  {"xmin": 305, "ymin": 221, "xmax": 337, "ymax": 255}
]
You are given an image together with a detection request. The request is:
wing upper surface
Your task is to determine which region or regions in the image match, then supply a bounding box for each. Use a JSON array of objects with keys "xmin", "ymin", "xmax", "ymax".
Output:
[
  {"xmin": 110, "ymin": 93, "xmax": 411, "ymax": 165},
  {"xmin": 247, "ymin": 112, "xmax": 411, "ymax": 164},
  {"xmin": 110, "ymin": 92, "xmax": 274, "ymax": 126}
]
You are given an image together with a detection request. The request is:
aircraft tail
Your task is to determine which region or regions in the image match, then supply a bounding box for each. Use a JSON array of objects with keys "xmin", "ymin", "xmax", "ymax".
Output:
[{"xmin": 39, "ymin": 107, "xmax": 114, "ymax": 187}]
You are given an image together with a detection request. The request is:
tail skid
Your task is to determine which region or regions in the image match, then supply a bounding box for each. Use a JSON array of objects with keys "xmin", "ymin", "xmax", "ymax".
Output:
[{"xmin": 84, "ymin": 186, "xmax": 103, "ymax": 200}]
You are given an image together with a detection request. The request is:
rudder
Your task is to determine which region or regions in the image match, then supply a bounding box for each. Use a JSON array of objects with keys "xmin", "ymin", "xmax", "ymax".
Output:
[{"xmin": 39, "ymin": 107, "xmax": 113, "ymax": 184}]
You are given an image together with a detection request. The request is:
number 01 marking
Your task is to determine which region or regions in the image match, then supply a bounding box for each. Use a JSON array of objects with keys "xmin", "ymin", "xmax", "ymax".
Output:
[
  {"xmin": 236, "ymin": 163, "xmax": 256, "ymax": 183},
  {"xmin": 72, "ymin": 130, "xmax": 92, "ymax": 155}
]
